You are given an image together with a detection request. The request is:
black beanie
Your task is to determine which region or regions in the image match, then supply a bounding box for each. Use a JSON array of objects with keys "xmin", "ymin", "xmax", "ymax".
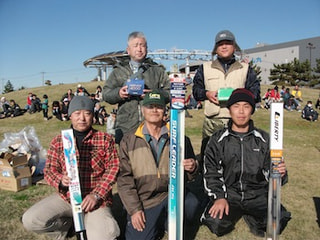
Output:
[
  {"xmin": 227, "ymin": 88, "xmax": 256, "ymax": 114},
  {"xmin": 68, "ymin": 96, "xmax": 94, "ymax": 116}
]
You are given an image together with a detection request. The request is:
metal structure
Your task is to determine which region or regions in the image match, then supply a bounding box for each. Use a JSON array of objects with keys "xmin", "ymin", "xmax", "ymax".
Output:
[
  {"xmin": 83, "ymin": 49, "xmax": 212, "ymax": 81},
  {"xmin": 306, "ymin": 42, "xmax": 316, "ymax": 67},
  {"xmin": 83, "ymin": 50, "xmax": 128, "ymax": 81}
]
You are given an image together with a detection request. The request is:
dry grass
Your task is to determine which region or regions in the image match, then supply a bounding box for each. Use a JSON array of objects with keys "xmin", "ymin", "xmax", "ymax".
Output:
[{"xmin": 0, "ymin": 83, "xmax": 320, "ymax": 239}]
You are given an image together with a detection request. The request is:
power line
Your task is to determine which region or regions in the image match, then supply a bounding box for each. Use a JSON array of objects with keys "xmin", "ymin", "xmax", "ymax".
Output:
[{"xmin": 3, "ymin": 68, "xmax": 87, "ymax": 80}]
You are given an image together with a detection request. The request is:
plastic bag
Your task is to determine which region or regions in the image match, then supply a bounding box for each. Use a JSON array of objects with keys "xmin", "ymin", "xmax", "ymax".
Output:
[
  {"xmin": 0, "ymin": 126, "xmax": 42, "ymax": 153},
  {"xmin": 0, "ymin": 126, "xmax": 46, "ymax": 176}
]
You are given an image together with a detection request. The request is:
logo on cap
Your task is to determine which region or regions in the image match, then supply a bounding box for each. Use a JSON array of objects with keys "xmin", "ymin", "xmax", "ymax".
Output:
[{"xmin": 149, "ymin": 93, "xmax": 161, "ymax": 99}]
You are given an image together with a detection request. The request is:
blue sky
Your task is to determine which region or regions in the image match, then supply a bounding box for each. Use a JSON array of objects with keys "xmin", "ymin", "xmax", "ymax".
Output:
[{"xmin": 0, "ymin": 0, "xmax": 319, "ymax": 91}]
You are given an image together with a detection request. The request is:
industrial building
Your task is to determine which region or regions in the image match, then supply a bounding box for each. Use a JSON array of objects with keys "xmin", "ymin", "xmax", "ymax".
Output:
[{"xmin": 240, "ymin": 36, "xmax": 320, "ymax": 84}]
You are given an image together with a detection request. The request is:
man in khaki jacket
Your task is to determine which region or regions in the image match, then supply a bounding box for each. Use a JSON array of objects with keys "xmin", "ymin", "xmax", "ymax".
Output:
[
  {"xmin": 117, "ymin": 90, "xmax": 202, "ymax": 240},
  {"xmin": 192, "ymin": 30, "xmax": 261, "ymax": 160}
]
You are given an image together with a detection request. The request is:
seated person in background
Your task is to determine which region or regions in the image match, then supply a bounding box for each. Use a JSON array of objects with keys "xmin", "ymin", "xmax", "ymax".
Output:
[
  {"xmin": 90, "ymin": 93, "xmax": 99, "ymax": 105},
  {"xmin": 301, "ymin": 101, "xmax": 318, "ymax": 122},
  {"xmin": 107, "ymin": 109, "xmax": 117, "ymax": 136},
  {"xmin": 262, "ymin": 88, "xmax": 272, "ymax": 109},
  {"xmin": 9, "ymin": 99, "xmax": 23, "ymax": 117},
  {"xmin": 75, "ymin": 84, "xmax": 90, "ymax": 96},
  {"xmin": 95, "ymin": 85, "xmax": 103, "ymax": 102},
  {"xmin": 0, "ymin": 97, "xmax": 10, "ymax": 117},
  {"xmin": 25, "ymin": 92, "xmax": 33, "ymax": 110},
  {"xmin": 269, "ymin": 86, "xmax": 281, "ymax": 102},
  {"xmin": 98, "ymin": 107, "xmax": 109, "ymax": 125},
  {"xmin": 93, "ymin": 102, "xmax": 102, "ymax": 124},
  {"xmin": 52, "ymin": 101, "xmax": 62, "ymax": 120},
  {"xmin": 315, "ymin": 94, "xmax": 320, "ymax": 110},
  {"xmin": 60, "ymin": 98, "xmax": 69, "ymax": 121},
  {"xmin": 60, "ymin": 89, "xmax": 74, "ymax": 103},
  {"xmin": 291, "ymin": 85, "xmax": 303, "ymax": 109},
  {"xmin": 283, "ymin": 88, "xmax": 298, "ymax": 111},
  {"xmin": 30, "ymin": 94, "xmax": 41, "ymax": 113},
  {"xmin": 263, "ymin": 86, "xmax": 281, "ymax": 110}
]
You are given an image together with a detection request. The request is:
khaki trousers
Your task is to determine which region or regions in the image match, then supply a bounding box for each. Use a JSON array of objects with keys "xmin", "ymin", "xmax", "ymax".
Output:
[{"xmin": 22, "ymin": 193, "xmax": 120, "ymax": 240}]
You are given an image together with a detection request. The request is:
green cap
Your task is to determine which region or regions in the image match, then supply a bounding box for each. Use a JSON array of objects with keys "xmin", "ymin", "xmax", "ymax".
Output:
[{"xmin": 143, "ymin": 90, "xmax": 166, "ymax": 107}]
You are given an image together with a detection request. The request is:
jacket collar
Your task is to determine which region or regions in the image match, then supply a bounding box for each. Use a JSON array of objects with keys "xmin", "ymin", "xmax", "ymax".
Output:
[
  {"xmin": 135, "ymin": 121, "xmax": 170, "ymax": 139},
  {"xmin": 227, "ymin": 119, "xmax": 255, "ymax": 133},
  {"xmin": 211, "ymin": 56, "xmax": 243, "ymax": 73},
  {"xmin": 218, "ymin": 119, "xmax": 266, "ymax": 143}
]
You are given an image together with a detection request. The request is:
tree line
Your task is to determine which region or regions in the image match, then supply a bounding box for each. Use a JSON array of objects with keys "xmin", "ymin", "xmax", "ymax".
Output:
[{"xmin": 268, "ymin": 58, "xmax": 320, "ymax": 87}]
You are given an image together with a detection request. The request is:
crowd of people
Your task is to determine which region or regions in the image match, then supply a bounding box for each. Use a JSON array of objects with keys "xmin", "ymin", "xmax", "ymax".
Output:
[
  {"xmin": 0, "ymin": 84, "xmax": 119, "ymax": 129},
  {"xmin": 261, "ymin": 84, "xmax": 319, "ymax": 121}
]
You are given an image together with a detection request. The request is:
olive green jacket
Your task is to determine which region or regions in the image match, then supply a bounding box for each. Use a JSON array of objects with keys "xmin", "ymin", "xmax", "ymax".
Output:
[{"xmin": 102, "ymin": 58, "xmax": 170, "ymax": 135}]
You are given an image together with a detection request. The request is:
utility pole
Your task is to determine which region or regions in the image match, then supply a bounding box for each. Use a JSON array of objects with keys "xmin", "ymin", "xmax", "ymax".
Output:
[
  {"xmin": 1, "ymin": 78, "xmax": 4, "ymax": 94},
  {"xmin": 41, "ymin": 72, "xmax": 45, "ymax": 86},
  {"xmin": 306, "ymin": 42, "xmax": 316, "ymax": 68}
]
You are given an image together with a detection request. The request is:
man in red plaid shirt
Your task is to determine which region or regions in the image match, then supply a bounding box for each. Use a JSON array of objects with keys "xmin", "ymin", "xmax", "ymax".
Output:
[{"xmin": 22, "ymin": 96, "xmax": 120, "ymax": 240}]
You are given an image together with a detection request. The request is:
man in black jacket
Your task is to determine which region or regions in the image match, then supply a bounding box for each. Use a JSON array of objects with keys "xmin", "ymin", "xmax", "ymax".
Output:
[{"xmin": 201, "ymin": 88, "xmax": 291, "ymax": 237}]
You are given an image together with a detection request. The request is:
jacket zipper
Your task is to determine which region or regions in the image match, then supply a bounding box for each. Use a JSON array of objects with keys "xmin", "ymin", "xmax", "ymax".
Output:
[
  {"xmin": 138, "ymin": 102, "xmax": 142, "ymax": 122},
  {"xmin": 146, "ymin": 137, "xmax": 163, "ymax": 179},
  {"xmin": 239, "ymin": 137, "xmax": 244, "ymax": 201}
]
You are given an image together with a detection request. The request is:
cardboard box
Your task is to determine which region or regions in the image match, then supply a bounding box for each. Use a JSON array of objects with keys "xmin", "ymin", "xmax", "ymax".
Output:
[{"xmin": 0, "ymin": 153, "xmax": 31, "ymax": 192}]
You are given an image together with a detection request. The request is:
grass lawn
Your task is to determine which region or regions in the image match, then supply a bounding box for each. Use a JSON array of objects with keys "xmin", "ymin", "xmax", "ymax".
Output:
[{"xmin": 0, "ymin": 82, "xmax": 320, "ymax": 239}]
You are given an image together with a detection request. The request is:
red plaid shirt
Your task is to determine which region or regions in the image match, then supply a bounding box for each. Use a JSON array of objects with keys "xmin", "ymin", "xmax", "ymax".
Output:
[{"xmin": 44, "ymin": 128, "xmax": 119, "ymax": 207}]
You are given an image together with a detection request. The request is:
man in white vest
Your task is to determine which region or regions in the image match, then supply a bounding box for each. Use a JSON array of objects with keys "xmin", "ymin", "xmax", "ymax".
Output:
[{"xmin": 192, "ymin": 30, "xmax": 261, "ymax": 161}]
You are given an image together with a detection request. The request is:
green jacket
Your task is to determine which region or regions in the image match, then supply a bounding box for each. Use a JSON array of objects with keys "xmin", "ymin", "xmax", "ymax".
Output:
[{"xmin": 102, "ymin": 58, "xmax": 170, "ymax": 135}]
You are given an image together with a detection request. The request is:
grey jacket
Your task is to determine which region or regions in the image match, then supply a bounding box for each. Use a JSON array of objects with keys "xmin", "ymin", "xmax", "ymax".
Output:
[{"xmin": 102, "ymin": 58, "xmax": 170, "ymax": 135}]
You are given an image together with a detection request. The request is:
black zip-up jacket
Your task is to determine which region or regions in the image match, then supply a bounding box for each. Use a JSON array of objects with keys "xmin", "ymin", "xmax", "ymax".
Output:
[{"xmin": 203, "ymin": 120, "xmax": 287, "ymax": 202}]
